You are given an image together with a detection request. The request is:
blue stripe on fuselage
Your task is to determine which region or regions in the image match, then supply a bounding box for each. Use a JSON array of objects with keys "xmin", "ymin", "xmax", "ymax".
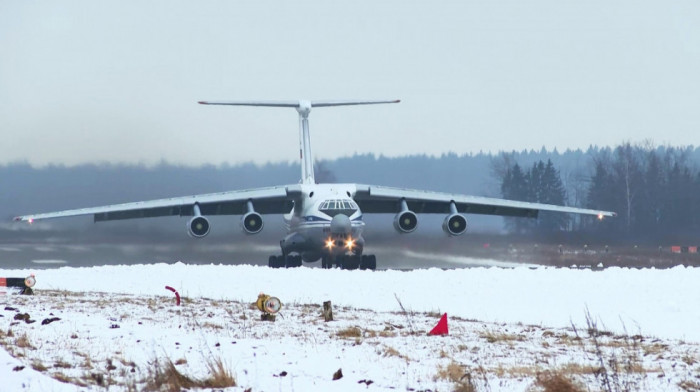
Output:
[{"xmin": 302, "ymin": 216, "xmax": 331, "ymax": 222}]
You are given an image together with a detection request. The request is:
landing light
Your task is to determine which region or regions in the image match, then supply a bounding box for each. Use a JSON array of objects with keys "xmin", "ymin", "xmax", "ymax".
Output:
[
  {"xmin": 325, "ymin": 238, "xmax": 335, "ymax": 250},
  {"xmin": 597, "ymin": 213, "xmax": 604, "ymax": 221},
  {"xmin": 345, "ymin": 238, "xmax": 355, "ymax": 250},
  {"xmin": 28, "ymin": 218, "xmax": 33, "ymax": 224}
]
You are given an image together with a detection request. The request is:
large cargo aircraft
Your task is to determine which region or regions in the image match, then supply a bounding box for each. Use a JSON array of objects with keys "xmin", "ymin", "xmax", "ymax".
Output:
[{"xmin": 14, "ymin": 100, "xmax": 615, "ymax": 269}]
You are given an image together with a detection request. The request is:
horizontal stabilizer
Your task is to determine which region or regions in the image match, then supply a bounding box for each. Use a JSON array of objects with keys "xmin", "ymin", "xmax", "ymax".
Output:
[{"xmin": 198, "ymin": 99, "xmax": 400, "ymax": 108}]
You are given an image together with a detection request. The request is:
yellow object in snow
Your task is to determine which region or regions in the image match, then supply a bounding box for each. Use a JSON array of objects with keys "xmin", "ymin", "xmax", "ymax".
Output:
[{"xmin": 256, "ymin": 293, "xmax": 282, "ymax": 314}]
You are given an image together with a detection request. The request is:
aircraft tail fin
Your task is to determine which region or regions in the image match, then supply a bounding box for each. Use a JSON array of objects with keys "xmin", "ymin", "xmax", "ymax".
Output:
[{"xmin": 199, "ymin": 99, "xmax": 400, "ymax": 184}]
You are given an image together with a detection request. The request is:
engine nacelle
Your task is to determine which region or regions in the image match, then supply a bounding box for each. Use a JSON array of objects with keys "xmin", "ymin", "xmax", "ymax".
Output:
[
  {"xmin": 442, "ymin": 213, "xmax": 467, "ymax": 236},
  {"xmin": 187, "ymin": 216, "xmax": 210, "ymax": 238},
  {"xmin": 394, "ymin": 210, "xmax": 418, "ymax": 233},
  {"xmin": 241, "ymin": 211, "xmax": 264, "ymax": 234}
]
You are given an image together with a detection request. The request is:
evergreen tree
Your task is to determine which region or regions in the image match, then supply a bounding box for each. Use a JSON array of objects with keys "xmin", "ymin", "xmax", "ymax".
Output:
[
  {"xmin": 536, "ymin": 159, "xmax": 569, "ymax": 232},
  {"xmin": 636, "ymin": 150, "xmax": 664, "ymax": 238},
  {"xmin": 501, "ymin": 163, "xmax": 532, "ymax": 233},
  {"xmin": 663, "ymin": 162, "xmax": 694, "ymax": 237}
]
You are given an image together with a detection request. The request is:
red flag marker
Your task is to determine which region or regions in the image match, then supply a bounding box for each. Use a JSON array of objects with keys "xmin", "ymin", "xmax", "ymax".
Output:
[
  {"xmin": 165, "ymin": 286, "xmax": 180, "ymax": 306},
  {"xmin": 428, "ymin": 313, "xmax": 448, "ymax": 335}
]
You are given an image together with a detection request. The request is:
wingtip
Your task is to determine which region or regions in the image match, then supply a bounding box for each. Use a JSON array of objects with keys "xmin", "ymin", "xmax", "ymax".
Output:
[
  {"xmin": 12, "ymin": 216, "xmax": 22, "ymax": 222},
  {"xmin": 197, "ymin": 101, "xmax": 208, "ymax": 105}
]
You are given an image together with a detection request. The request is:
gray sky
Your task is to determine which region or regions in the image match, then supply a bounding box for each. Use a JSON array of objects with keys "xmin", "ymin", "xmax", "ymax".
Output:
[{"xmin": 2, "ymin": 1, "xmax": 699, "ymax": 167}]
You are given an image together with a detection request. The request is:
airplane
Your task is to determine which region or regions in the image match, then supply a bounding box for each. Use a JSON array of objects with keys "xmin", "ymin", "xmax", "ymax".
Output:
[{"xmin": 13, "ymin": 99, "xmax": 616, "ymax": 270}]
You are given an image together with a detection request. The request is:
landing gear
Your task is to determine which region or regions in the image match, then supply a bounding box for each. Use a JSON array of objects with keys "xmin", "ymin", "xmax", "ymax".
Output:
[
  {"xmin": 339, "ymin": 255, "xmax": 360, "ymax": 270},
  {"xmin": 360, "ymin": 255, "xmax": 376, "ymax": 270},
  {"xmin": 268, "ymin": 255, "xmax": 284, "ymax": 268},
  {"xmin": 270, "ymin": 254, "xmax": 377, "ymax": 270},
  {"xmin": 268, "ymin": 255, "xmax": 302, "ymax": 268},
  {"xmin": 321, "ymin": 256, "xmax": 333, "ymax": 269},
  {"xmin": 285, "ymin": 255, "xmax": 302, "ymax": 268},
  {"xmin": 319, "ymin": 255, "xmax": 377, "ymax": 270}
]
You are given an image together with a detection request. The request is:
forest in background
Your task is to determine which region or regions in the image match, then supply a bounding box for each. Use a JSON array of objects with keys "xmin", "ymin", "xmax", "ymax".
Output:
[{"xmin": 3, "ymin": 142, "xmax": 700, "ymax": 244}]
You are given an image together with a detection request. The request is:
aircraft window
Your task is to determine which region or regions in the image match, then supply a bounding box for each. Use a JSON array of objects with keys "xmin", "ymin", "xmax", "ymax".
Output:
[{"xmin": 319, "ymin": 199, "xmax": 358, "ymax": 217}]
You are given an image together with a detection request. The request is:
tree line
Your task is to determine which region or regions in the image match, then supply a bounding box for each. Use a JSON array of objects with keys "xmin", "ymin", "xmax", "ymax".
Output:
[
  {"xmin": 4, "ymin": 144, "xmax": 700, "ymax": 242},
  {"xmin": 497, "ymin": 143, "xmax": 700, "ymax": 243}
]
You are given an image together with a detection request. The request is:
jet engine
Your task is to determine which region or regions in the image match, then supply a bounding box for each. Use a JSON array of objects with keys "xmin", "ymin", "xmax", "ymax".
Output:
[
  {"xmin": 442, "ymin": 213, "xmax": 467, "ymax": 236},
  {"xmin": 241, "ymin": 200, "xmax": 264, "ymax": 234},
  {"xmin": 187, "ymin": 203, "xmax": 210, "ymax": 238},
  {"xmin": 394, "ymin": 199, "xmax": 418, "ymax": 233},
  {"xmin": 241, "ymin": 211, "xmax": 264, "ymax": 234},
  {"xmin": 187, "ymin": 216, "xmax": 210, "ymax": 238}
]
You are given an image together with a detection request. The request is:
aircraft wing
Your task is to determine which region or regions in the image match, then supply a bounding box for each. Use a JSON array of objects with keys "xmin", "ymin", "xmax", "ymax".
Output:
[
  {"xmin": 353, "ymin": 184, "xmax": 616, "ymax": 218},
  {"xmin": 13, "ymin": 185, "xmax": 302, "ymax": 223}
]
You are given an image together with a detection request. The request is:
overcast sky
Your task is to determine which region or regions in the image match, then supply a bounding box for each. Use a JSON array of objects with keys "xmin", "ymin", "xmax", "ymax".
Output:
[{"xmin": 2, "ymin": 1, "xmax": 699, "ymax": 167}]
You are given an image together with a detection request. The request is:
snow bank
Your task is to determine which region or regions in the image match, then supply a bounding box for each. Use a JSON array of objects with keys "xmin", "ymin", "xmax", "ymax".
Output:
[{"xmin": 3, "ymin": 263, "xmax": 699, "ymax": 342}]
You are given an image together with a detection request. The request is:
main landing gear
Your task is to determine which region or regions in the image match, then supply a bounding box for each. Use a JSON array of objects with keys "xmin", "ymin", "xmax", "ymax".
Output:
[
  {"xmin": 321, "ymin": 255, "xmax": 376, "ymax": 270},
  {"xmin": 268, "ymin": 255, "xmax": 302, "ymax": 269},
  {"xmin": 268, "ymin": 254, "xmax": 377, "ymax": 270}
]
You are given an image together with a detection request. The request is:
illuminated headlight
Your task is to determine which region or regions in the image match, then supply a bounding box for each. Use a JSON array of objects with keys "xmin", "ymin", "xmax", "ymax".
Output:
[
  {"xmin": 325, "ymin": 238, "xmax": 335, "ymax": 250},
  {"xmin": 345, "ymin": 238, "xmax": 355, "ymax": 250}
]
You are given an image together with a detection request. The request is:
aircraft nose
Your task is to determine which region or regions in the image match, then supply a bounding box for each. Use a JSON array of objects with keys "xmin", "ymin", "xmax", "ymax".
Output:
[{"xmin": 330, "ymin": 214, "xmax": 352, "ymax": 234}]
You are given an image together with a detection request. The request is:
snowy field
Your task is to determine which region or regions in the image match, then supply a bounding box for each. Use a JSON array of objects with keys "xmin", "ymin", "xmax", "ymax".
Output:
[{"xmin": 1, "ymin": 262, "xmax": 699, "ymax": 391}]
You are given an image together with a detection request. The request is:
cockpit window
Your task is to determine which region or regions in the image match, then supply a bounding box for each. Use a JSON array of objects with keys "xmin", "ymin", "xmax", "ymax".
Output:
[{"xmin": 319, "ymin": 199, "xmax": 358, "ymax": 217}]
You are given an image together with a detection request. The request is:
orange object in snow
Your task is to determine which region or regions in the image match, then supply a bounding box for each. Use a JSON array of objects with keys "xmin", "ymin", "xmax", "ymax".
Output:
[{"xmin": 428, "ymin": 313, "xmax": 449, "ymax": 335}]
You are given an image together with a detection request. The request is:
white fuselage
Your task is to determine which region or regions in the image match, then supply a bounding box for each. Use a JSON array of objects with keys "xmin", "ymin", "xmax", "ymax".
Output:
[{"xmin": 281, "ymin": 184, "xmax": 365, "ymax": 261}]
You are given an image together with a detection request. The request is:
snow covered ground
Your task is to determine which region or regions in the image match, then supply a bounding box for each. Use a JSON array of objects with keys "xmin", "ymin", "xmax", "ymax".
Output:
[{"xmin": 1, "ymin": 262, "xmax": 699, "ymax": 391}]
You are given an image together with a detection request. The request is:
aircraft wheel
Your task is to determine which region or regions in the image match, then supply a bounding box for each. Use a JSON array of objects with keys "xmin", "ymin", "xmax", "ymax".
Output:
[
  {"xmin": 268, "ymin": 255, "xmax": 280, "ymax": 268},
  {"xmin": 341, "ymin": 255, "xmax": 360, "ymax": 270},
  {"xmin": 286, "ymin": 255, "xmax": 302, "ymax": 268},
  {"xmin": 360, "ymin": 255, "xmax": 377, "ymax": 270}
]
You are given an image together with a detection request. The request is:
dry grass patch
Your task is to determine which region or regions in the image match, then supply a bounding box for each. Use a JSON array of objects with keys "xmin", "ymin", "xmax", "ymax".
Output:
[
  {"xmin": 54, "ymin": 360, "xmax": 73, "ymax": 369},
  {"xmin": 642, "ymin": 342, "xmax": 669, "ymax": 356},
  {"xmin": 534, "ymin": 371, "xmax": 585, "ymax": 392},
  {"xmin": 15, "ymin": 333, "xmax": 34, "ymax": 349},
  {"xmin": 144, "ymin": 358, "xmax": 201, "ymax": 392},
  {"xmin": 682, "ymin": 354, "xmax": 697, "ymax": 366},
  {"xmin": 492, "ymin": 365, "xmax": 539, "ymax": 378},
  {"xmin": 555, "ymin": 332, "xmax": 582, "ymax": 346},
  {"xmin": 202, "ymin": 357, "xmax": 236, "ymax": 388},
  {"xmin": 678, "ymin": 379, "xmax": 700, "ymax": 391},
  {"xmin": 31, "ymin": 360, "xmax": 48, "ymax": 372},
  {"xmin": 381, "ymin": 345, "xmax": 411, "ymax": 362},
  {"xmin": 435, "ymin": 361, "xmax": 477, "ymax": 392},
  {"xmin": 54, "ymin": 372, "xmax": 87, "ymax": 386},
  {"xmin": 558, "ymin": 362, "xmax": 602, "ymax": 375},
  {"xmin": 336, "ymin": 326, "xmax": 362, "ymax": 338},
  {"xmin": 202, "ymin": 322, "xmax": 224, "ymax": 330},
  {"xmin": 480, "ymin": 330, "xmax": 525, "ymax": 344},
  {"xmin": 144, "ymin": 356, "xmax": 235, "ymax": 392}
]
